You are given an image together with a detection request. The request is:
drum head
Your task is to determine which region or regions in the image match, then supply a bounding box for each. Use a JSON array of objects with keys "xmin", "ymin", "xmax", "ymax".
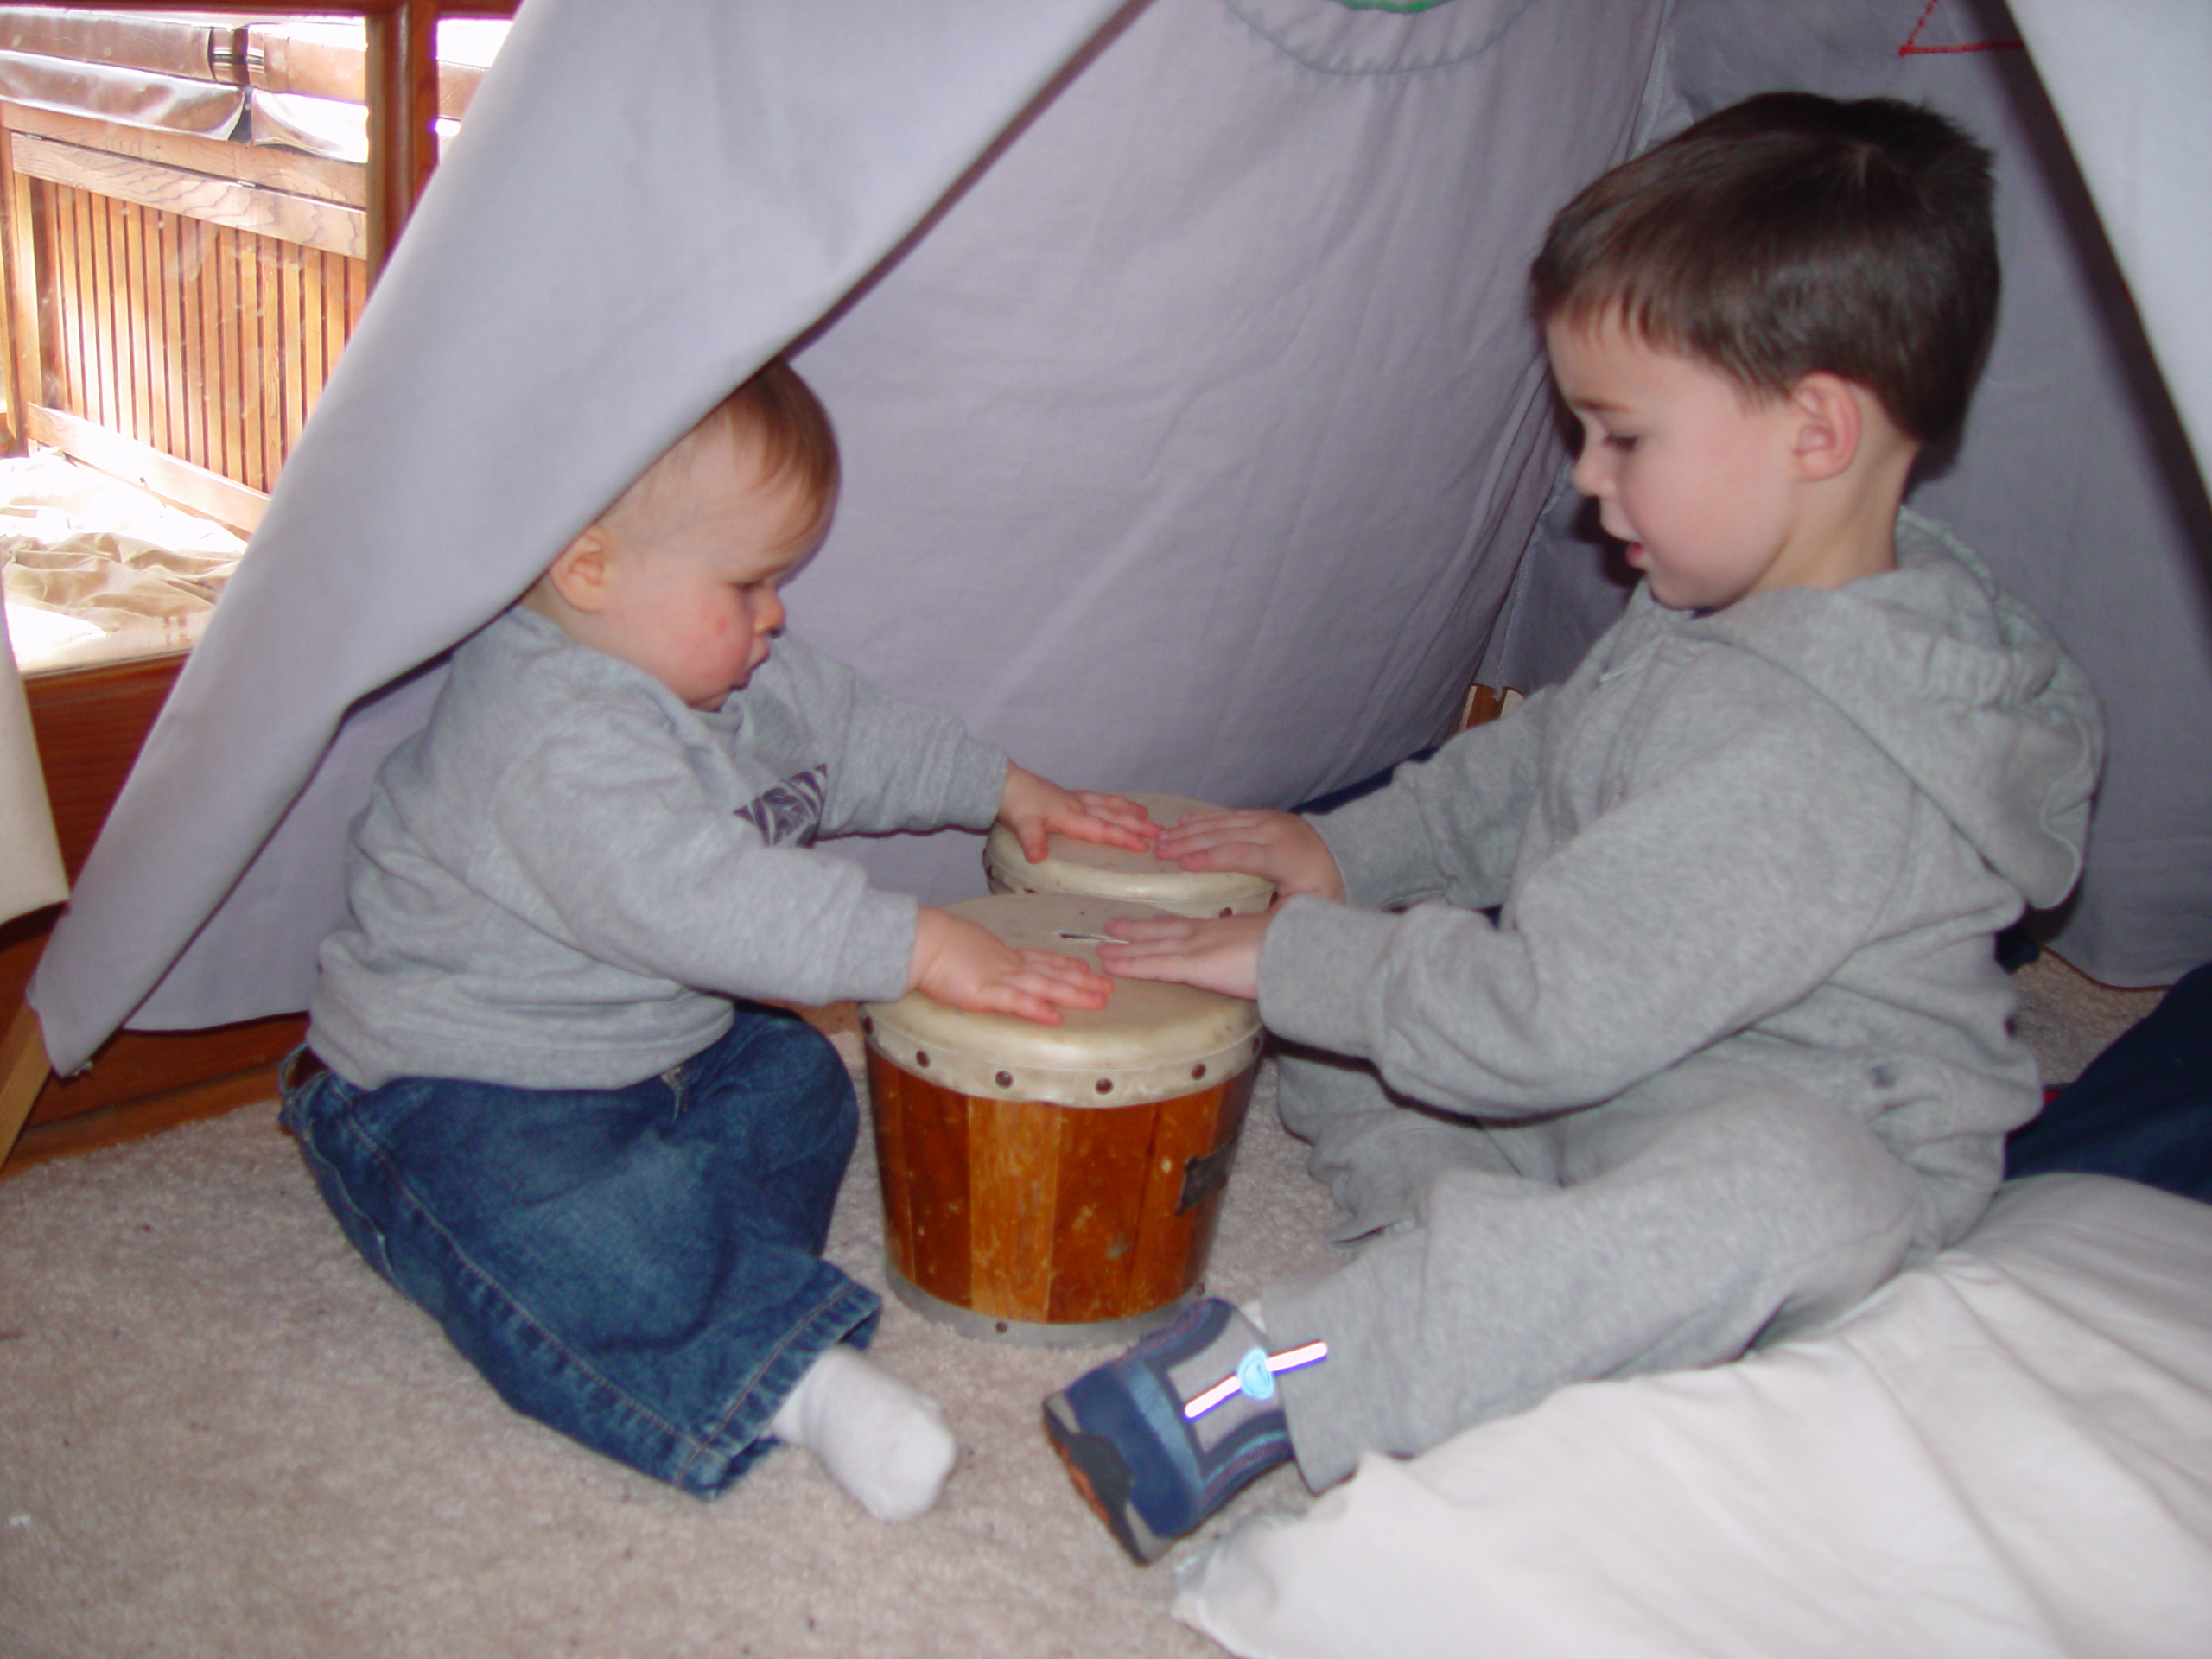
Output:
[
  {"xmin": 984, "ymin": 792, "xmax": 1274, "ymax": 915},
  {"xmin": 861, "ymin": 893, "xmax": 1262, "ymax": 1106}
]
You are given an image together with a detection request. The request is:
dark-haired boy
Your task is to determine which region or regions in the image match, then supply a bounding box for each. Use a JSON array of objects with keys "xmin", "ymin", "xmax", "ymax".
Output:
[{"xmin": 1043, "ymin": 92, "xmax": 2106, "ymax": 1564}]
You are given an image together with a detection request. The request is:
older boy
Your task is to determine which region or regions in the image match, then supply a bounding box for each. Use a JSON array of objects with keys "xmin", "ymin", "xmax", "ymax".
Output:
[
  {"xmin": 1044, "ymin": 92, "xmax": 2104, "ymax": 1564},
  {"xmin": 284, "ymin": 359, "xmax": 1152, "ymax": 1522}
]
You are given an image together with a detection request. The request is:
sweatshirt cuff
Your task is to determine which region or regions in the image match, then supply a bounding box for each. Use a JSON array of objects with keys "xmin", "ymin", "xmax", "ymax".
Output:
[
  {"xmin": 1256, "ymin": 895, "xmax": 1400, "ymax": 1058},
  {"xmin": 947, "ymin": 741, "xmax": 1010, "ymax": 832},
  {"xmin": 1309, "ymin": 783, "xmax": 1443, "ymax": 911},
  {"xmin": 820, "ymin": 886, "xmax": 923, "ymax": 1006}
]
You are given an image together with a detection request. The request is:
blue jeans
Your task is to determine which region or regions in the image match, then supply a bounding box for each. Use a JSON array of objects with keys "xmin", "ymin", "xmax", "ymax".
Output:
[{"xmin": 279, "ymin": 1007, "xmax": 879, "ymax": 1497}]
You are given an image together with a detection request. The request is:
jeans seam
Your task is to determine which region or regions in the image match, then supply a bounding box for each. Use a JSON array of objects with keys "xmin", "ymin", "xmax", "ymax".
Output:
[
  {"xmin": 335, "ymin": 1101, "xmax": 713, "ymax": 1457},
  {"xmin": 673, "ymin": 1278, "xmax": 871, "ymax": 1489},
  {"xmin": 289, "ymin": 1078, "xmax": 406, "ymax": 1286}
]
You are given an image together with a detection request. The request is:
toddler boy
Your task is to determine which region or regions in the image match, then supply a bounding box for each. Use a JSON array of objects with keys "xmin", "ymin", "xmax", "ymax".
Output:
[
  {"xmin": 284, "ymin": 359, "xmax": 1150, "ymax": 1522},
  {"xmin": 1043, "ymin": 92, "xmax": 2105, "ymax": 1563}
]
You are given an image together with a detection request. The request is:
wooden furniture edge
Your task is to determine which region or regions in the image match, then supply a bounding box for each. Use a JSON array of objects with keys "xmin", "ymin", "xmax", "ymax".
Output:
[
  {"xmin": 0, "ymin": 999, "xmax": 47, "ymax": 1170},
  {"xmin": 23, "ymin": 404, "xmax": 269, "ymax": 531}
]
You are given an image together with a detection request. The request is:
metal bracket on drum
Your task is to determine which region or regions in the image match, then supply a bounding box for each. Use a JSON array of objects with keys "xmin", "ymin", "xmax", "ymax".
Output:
[
  {"xmin": 1177, "ymin": 1135, "xmax": 1241, "ymax": 1214},
  {"xmin": 884, "ymin": 1268, "xmax": 1200, "ymax": 1349}
]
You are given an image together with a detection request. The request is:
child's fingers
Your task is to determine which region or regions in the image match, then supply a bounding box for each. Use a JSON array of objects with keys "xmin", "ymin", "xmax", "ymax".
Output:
[
  {"xmin": 1094, "ymin": 934, "xmax": 1260, "ymax": 999},
  {"xmin": 1173, "ymin": 838, "xmax": 1276, "ymax": 875},
  {"xmin": 1074, "ymin": 791, "xmax": 1160, "ymax": 836},
  {"xmin": 985, "ymin": 961, "xmax": 1112, "ymax": 1023},
  {"xmin": 1090, "ymin": 946, "xmax": 1184, "ymax": 982},
  {"xmin": 1093, "ymin": 931, "xmax": 1206, "ymax": 972},
  {"xmin": 1155, "ymin": 809, "xmax": 1265, "ymax": 845},
  {"xmin": 1157, "ymin": 814, "xmax": 1284, "ymax": 862},
  {"xmin": 1103, "ymin": 914, "xmax": 1203, "ymax": 944},
  {"xmin": 990, "ymin": 988, "xmax": 1067, "ymax": 1024},
  {"xmin": 1014, "ymin": 949, "xmax": 1113, "ymax": 998},
  {"xmin": 1049, "ymin": 798, "xmax": 1157, "ymax": 852},
  {"xmin": 1058, "ymin": 816, "xmax": 1155, "ymax": 853}
]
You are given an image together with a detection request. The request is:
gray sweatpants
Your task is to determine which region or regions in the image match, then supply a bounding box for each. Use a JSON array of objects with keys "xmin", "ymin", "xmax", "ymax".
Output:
[{"xmin": 1263, "ymin": 1046, "xmax": 1982, "ymax": 1489}]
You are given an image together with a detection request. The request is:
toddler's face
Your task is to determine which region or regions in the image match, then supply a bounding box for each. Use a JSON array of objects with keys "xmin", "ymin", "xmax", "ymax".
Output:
[
  {"xmin": 593, "ymin": 432, "xmax": 823, "ymax": 709},
  {"xmin": 1546, "ymin": 318, "xmax": 1804, "ymax": 613}
]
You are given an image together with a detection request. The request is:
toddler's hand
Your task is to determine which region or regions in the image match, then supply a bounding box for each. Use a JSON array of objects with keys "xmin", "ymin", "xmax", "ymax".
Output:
[
  {"xmin": 1154, "ymin": 810, "xmax": 1345, "ymax": 904},
  {"xmin": 999, "ymin": 763, "xmax": 1159, "ymax": 864},
  {"xmin": 909, "ymin": 906, "xmax": 1112, "ymax": 1025},
  {"xmin": 1093, "ymin": 912, "xmax": 1270, "ymax": 1002}
]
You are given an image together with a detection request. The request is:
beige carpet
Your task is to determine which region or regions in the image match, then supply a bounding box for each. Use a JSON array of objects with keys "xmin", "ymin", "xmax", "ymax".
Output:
[{"xmin": 0, "ymin": 955, "xmax": 2161, "ymax": 1658}]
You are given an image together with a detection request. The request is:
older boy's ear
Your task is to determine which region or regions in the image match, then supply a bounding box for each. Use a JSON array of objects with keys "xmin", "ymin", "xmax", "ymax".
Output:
[
  {"xmin": 1787, "ymin": 373, "xmax": 1861, "ymax": 481},
  {"xmin": 544, "ymin": 526, "xmax": 618, "ymax": 613}
]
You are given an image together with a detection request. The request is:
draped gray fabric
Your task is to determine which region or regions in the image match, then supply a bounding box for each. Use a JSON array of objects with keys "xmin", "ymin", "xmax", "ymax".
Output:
[{"xmin": 29, "ymin": 0, "xmax": 2209, "ymax": 1075}]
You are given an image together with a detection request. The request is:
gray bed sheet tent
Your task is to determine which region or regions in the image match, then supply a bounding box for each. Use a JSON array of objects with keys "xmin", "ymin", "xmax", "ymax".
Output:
[{"xmin": 28, "ymin": 0, "xmax": 2212, "ymax": 1077}]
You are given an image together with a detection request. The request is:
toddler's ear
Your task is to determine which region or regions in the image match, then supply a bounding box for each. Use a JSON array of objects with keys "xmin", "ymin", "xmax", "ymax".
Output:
[
  {"xmin": 1787, "ymin": 372, "xmax": 1863, "ymax": 481},
  {"xmin": 544, "ymin": 526, "xmax": 618, "ymax": 613}
]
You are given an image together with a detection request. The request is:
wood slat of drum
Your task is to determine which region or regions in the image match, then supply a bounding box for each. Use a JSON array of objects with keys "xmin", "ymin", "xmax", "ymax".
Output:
[
  {"xmin": 869, "ymin": 1049, "xmax": 918, "ymax": 1289},
  {"xmin": 1045, "ymin": 1094, "xmax": 1166, "ymax": 1325},
  {"xmin": 968, "ymin": 1094, "xmax": 1065, "ymax": 1320},
  {"xmin": 1135, "ymin": 1067, "xmax": 1254, "ymax": 1313},
  {"xmin": 872, "ymin": 1057, "xmax": 976, "ymax": 1309}
]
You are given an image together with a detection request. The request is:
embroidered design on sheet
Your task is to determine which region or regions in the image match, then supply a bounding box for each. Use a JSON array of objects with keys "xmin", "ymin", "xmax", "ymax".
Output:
[
  {"xmin": 1897, "ymin": 0, "xmax": 2023, "ymax": 56},
  {"xmin": 734, "ymin": 766, "xmax": 828, "ymax": 846}
]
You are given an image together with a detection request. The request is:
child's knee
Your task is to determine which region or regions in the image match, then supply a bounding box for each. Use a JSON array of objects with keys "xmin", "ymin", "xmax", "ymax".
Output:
[{"xmin": 714, "ymin": 1010, "xmax": 858, "ymax": 1149}]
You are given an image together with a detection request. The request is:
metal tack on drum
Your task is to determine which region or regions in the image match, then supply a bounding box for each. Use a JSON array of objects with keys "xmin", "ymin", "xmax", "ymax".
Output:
[{"xmin": 861, "ymin": 893, "xmax": 1262, "ymax": 1347}]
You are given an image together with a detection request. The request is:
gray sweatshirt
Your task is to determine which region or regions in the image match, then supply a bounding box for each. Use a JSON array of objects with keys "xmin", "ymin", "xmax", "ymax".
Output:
[
  {"xmin": 309, "ymin": 608, "xmax": 1008, "ymax": 1090},
  {"xmin": 1260, "ymin": 511, "xmax": 2103, "ymax": 1211}
]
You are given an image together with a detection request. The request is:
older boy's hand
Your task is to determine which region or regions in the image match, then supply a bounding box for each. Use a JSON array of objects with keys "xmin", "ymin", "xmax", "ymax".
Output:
[
  {"xmin": 1093, "ymin": 912, "xmax": 1269, "ymax": 1003},
  {"xmin": 1154, "ymin": 810, "xmax": 1345, "ymax": 904},
  {"xmin": 909, "ymin": 906, "xmax": 1112, "ymax": 1025},
  {"xmin": 999, "ymin": 763, "xmax": 1159, "ymax": 864}
]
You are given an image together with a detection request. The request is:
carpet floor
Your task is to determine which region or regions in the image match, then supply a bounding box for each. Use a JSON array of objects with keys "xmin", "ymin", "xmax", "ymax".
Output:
[{"xmin": 0, "ymin": 953, "xmax": 2160, "ymax": 1658}]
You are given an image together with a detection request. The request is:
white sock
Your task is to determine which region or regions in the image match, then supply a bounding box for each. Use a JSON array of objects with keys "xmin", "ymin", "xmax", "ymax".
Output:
[{"xmin": 769, "ymin": 1344, "xmax": 957, "ymax": 1522}]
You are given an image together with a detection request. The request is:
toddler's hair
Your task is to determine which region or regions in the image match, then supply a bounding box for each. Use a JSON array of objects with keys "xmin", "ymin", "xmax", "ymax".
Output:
[
  {"xmin": 604, "ymin": 358, "xmax": 840, "ymax": 540},
  {"xmin": 1531, "ymin": 92, "xmax": 1998, "ymax": 446}
]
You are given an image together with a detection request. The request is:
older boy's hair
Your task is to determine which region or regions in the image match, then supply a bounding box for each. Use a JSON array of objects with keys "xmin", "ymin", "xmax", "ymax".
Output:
[
  {"xmin": 606, "ymin": 358, "xmax": 840, "ymax": 538},
  {"xmin": 1530, "ymin": 92, "xmax": 1999, "ymax": 447}
]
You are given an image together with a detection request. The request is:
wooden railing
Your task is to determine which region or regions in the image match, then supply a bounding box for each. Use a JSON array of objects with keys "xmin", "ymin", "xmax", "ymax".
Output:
[
  {"xmin": 0, "ymin": 1, "xmax": 516, "ymax": 1176},
  {"xmin": 2, "ymin": 98, "xmax": 370, "ymax": 529}
]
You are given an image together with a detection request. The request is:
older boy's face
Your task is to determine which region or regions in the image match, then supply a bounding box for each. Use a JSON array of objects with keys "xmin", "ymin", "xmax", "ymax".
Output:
[
  {"xmin": 594, "ymin": 432, "xmax": 824, "ymax": 709},
  {"xmin": 1547, "ymin": 319, "xmax": 1806, "ymax": 612}
]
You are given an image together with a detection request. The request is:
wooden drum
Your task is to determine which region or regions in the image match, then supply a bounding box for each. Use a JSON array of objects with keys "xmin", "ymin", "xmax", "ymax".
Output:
[
  {"xmin": 985, "ymin": 791, "xmax": 1274, "ymax": 918},
  {"xmin": 862, "ymin": 893, "xmax": 1262, "ymax": 1345}
]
